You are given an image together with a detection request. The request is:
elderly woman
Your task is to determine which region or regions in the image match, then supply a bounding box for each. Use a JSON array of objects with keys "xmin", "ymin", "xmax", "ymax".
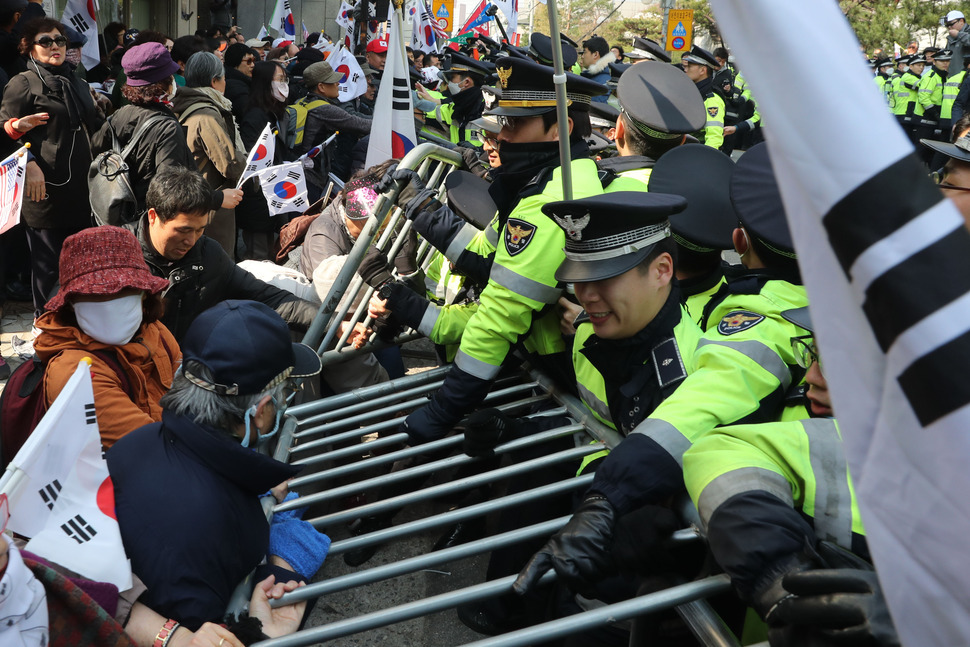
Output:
[
  {"xmin": 223, "ymin": 42, "xmax": 256, "ymax": 117},
  {"xmin": 95, "ymin": 42, "xmax": 242, "ymax": 222},
  {"xmin": 0, "ymin": 18, "xmax": 105, "ymax": 318},
  {"xmin": 173, "ymin": 51, "xmax": 246, "ymax": 256},
  {"xmin": 108, "ymin": 300, "xmax": 329, "ymax": 637},
  {"xmin": 32, "ymin": 226, "xmax": 181, "ymax": 448}
]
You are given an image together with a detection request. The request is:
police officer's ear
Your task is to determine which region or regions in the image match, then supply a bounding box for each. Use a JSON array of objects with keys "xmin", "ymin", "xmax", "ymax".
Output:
[
  {"xmin": 653, "ymin": 251, "xmax": 674, "ymax": 285},
  {"xmin": 614, "ymin": 117, "xmax": 626, "ymax": 147},
  {"xmin": 732, "ymin": 227, "xmax": 749, "ymax": 256}
]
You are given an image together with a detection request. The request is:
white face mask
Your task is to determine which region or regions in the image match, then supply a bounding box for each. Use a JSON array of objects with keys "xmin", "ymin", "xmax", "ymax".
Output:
[
  {"xmin": 73, "ymin": 293, "xmax": 144, "ymax": 346},
  {"xmin": 169, "ymin": 80, "xmax": 178, "ymax": 99},
  {"xmin": 272, "ymin": 80, "xmax": 289, "ymax": 102},
  {"xmin": 447, "ymin": 81, "xmax": 462, "ymax": 95}
]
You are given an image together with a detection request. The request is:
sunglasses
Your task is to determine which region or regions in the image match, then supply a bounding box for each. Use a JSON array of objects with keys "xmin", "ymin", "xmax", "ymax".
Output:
[
  {"xmin": 35, "ymin": 36, "xmax": 68, "ymax": 48},
  {"xmin": 791, "ymin": 335, "xmax": 821, "ymax": 370}
]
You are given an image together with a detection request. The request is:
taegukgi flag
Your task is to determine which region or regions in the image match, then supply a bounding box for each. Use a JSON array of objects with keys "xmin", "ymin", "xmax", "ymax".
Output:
[
  {"xmin": 238, "ymin": 122, "xmax": 276, "ymax": 185},
  {"xmin": 61, "ymin": 0, "xmax": 100, "ymax": 70},
  {"xmin": 0, "ymin": 145, "xmax": 28, "ymax": 235},
  {"xmin": 365, "ymin": 0, "xmax": 416, "ymax": 168},
  {"xmin": 329, "ymin": 47, "xmax": 368, "ymax": 102},
  {"xmin": 711, "ymin": 0, "xmax": 970, "ymax": 644},
  {"xmin": 258, "ymin": 162, "xmax": 309, "ymax": 215}
]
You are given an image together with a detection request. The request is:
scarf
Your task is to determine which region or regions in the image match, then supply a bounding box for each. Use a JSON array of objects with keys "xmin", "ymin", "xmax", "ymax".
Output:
[
  {"xmin": 197, "ymin": 86, "xmax": 246, "ymax": 154},
  {"xmin": 28, "ymin": 57, "xmax": 89, "ymax": 130}
]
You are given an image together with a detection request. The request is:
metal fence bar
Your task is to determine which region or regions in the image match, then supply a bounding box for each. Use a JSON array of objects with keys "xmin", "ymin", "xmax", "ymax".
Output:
[
  {"xmin": 278, "ymin": 428, "xmax": 592, "ymax": 513},
  {"xmin": 329, "ymin": 474, "xmax": 595, "ymax": 556},
  {"xmin": 675, "ymin": 599, "xmax": 742, "ymax": 647},
  {"xmin": 293, "ymin": 378, "xmax": 446, "ymax": 428},
  {"xmin": 254, "ymin": 574, "xmax": 731, "ymax": 647},
  {"xmin": 527, "ymin": 366, "xmax": 625, "ymax": 449}
]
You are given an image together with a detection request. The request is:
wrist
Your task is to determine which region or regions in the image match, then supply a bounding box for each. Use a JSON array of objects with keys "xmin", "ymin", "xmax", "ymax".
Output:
[{"xmin": 153, "ymin": 618, "xmax": 180, "ymax": 647}]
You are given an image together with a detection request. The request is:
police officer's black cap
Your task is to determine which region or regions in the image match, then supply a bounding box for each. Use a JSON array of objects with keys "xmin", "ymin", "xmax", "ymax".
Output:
[
  {"xmin": 649, "ymin": 144, "xmax": 737, "ymax": 251},
  {"xmin": 730, "ymin": 143, "xmax": 795, "ymax": 258},
  {"xmin": 875, "ymin": 57, "xmax": 893, "ymax": 68},
  {"xmin": 909, "ymin": 55, "xmax": 927, "ymax": 65},
  {"xmin": 924, "ymin": 46, "xmax": 941, "ymax": 55},
  {"xmin": 895, "ymin": 54, "xmax": 910, "ymax": 64},
  {"xmin": 589, "ymin": 101, "xmax": 619, "ymax": 127},
  {"xmin": 628, "ymin": 37, "xmax": 670, "ymax": 63},
  {"xmin": 681, "ymin": 45, "xmax": 719, "ymax": 69},
  {"xmin": 485, "ymin": 57, "xmax": 606, "ymax": 117},
  {"xmin": 445, "ymin": 171, "xmax": 496, "ymax": 230},
  {"xmin": 440, "ymin": 52, "xmax": 491, "ymax": 79},
  {"xmin": 920, "ymin": 134, "xmax": 970, "ymax": 163},
  {"xmin": 504, "ymin": 43, "xmax": 530, "ymax": 60},
  {"xmin": 781, "ymin": 306, "xmax": 813, "ymax": 333},
  {"xmin": 528, "ymin": 32, "xmax": 578, "ymax": 69},
  {"xmin": 545, "ymin": 192, "xmax": 687, "ymax": 283},
  {"xmin": 559, "ymin": 32, "xmax": 579, "ymax": 48},
  {"xmin": 476, "ymin": 35, "xmax": 501, "ymax": 50},
  {"xmin": 935, "ymin": 49, "xmax": 954, "ymax": 61},
  {"xmin": 609, "ymin": 61, "xmax": 631, "ymax": 81},
  {"xmin": 617, "ymin": 62, "xmax": 706, "ymax": 137}
]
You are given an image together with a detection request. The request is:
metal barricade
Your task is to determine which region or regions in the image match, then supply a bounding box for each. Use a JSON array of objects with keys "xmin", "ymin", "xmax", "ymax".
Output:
[
  {"xmin": 256, "ymin": 364, "xmax": 741, "ymax": 646},
  {"xmin": 301, "ymin": 143, "xmax": 464, "ymax": 365}
]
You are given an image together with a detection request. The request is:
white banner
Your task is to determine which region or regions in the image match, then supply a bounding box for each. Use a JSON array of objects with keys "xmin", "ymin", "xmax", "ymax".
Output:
[{"xmin": 711, "ymin": 1, "xmax": 970, "ymax": 644}]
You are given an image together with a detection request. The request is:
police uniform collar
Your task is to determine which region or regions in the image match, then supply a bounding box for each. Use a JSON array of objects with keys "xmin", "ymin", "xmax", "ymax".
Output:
[
  {"xmin": 545, "ymin": 191, "xmax": 687, "ymax": 283},
  {"xmin": 617, "ymin": 61, "xmax": 707, "ymax": 138}
]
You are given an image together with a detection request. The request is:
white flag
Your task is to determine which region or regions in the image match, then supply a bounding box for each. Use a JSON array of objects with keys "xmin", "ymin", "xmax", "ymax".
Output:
[
  {"xmin": 258, "ymin": 162, "xmax": 309, "ymax": 215},
  {"xmin": 491, "ymin": 0, "xmax": 518, "ymax": 39},
  {"xmin": 270, "ymin": 0, "xmax": 296, "ymax": 37},
  {"xmin": 335, "ymin": 0, "xmax": 355, "ymax": 29},
  {"xmin": 238, "ymin": 122, "xmax": 276, "ymax": 186},
  {"xmin": 329, "ymin": 47, "xmax": 368, "ymax": 102},
  {"xmin": 2, "ymin": 360, "xmax": 132, "ymax": 590},
  {"xmin": 365, "ymin": 3, "xmax": 416, "ymax": 168},
  {"xmin": 61, "ymin": 0, "xmax": 100, "ymax": 70},
  {"xmin": 257, "ymin": 24, "xmax": 269, "ymax": 41},
  {"xmin": 0, "ymin": 145, "xmax": 27, "ymax": 235},
  {"xmin": 711, "ymin": 1, "xmax": 970, "ymax": 645},
  {"xmin": 342, "ymin": 19, "xmax": 357, "ymax": 52}
]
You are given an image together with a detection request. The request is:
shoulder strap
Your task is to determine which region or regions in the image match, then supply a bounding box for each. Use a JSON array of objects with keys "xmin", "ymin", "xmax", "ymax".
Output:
[
  {"xmin": 120, "ymin": 113, "xmax": 170, "ymax": 159},
  {"xmin": 651, "ymin": 336, "xmax": 688, "ymax": 400}
]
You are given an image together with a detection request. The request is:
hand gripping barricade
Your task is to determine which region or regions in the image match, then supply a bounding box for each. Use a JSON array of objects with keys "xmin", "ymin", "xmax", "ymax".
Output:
[
  {"xmin": 301, "ymin": 143, "xmax": 465, "ymax": 365},
  {"xmin": 244, "ymin": 363, "xmax": 741, "ymax": 647}
]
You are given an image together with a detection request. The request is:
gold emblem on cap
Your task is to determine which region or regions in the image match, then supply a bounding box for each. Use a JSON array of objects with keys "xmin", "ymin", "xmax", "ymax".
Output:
[{"xmin": 497, "ymin": 65, "xmax": 512, "ymax": 90}]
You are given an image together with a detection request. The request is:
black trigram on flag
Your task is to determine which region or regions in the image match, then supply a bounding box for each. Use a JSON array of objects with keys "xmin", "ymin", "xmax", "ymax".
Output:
[
  {"xmin": 293, "ymin": 196, "xmax": 306, "ymax": 208},
  {"xmin": 265, "ymin": 171, "xmax": 280, "ymax": 183},
  {"xmin": 84, "ymin": 402, "xmax": 96, "ymax": 425},
  {"xmin": 286, "ymin": 170, "xmax": 301, "ymax": 181},
  {"xmin": 245, "ymin": 163, "xmax": 258, "ymax": 173},
  {"xmin": 69, "ymin": 13, "xmax": 90, "ymax": 34},
  {"xmin": 271, "ymin": 199, "xmax": 284, "ymax": 209},
  {"xmin": 39, "ymin": 479, "xmax": 62, "ymax": 510},
  {"xmin": 61, "ymin": 514, "xmax": 97, "ymax": 544}
]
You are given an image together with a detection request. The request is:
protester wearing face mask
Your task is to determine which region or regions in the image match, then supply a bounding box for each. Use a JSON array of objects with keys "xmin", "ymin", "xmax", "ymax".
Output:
[
  {"xmin": 107, "ymin": 300, "xmax": 329, "ymax": 636},
  {"xmin": 94, "ymin": 42, "xmax": 241, "ymax": 224},
  {"xmin": 416, "ymin": 53, "xmax": 488, "ymax": 145},
  {"xmin": 237, "ymin": 60, "xmax": 297, "ymax": 260},
  {"xmin": 33, "ymin": 226, "xmax": 181, "ymax": 449}
]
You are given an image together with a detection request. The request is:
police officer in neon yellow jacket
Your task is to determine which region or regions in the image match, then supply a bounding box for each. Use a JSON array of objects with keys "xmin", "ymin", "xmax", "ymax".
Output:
[
  {"xmin": 514, "ymin": 142, "xmax": 811, "ymax": 596},
  {"xmin": 382, "ymin": 57, "xmax": 644, "ymax": 446},
  {"xmin": 595, "ymin": 61, "xmax": 706, "ymax": 190},
  {"xmin": 683, "ymin": 306, "xmax": 898, "ymax": 647},
  {"xmin": 419, "ymin": 53, "xmax": 488, "ymax": 146},
  {"xmin": 682, "ymin": 45, "xmax": 725, "ymax": 151}
]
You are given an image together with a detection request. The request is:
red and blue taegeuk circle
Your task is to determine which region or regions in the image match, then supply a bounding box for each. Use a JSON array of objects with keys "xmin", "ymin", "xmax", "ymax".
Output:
[{"xmin": 274, "ymin": 181, "xmax": 298, "ymax": 199}]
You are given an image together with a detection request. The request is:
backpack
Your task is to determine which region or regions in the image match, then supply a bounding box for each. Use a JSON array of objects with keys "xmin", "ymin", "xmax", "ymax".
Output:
[
  {"xmin": 88, "ymin": 113, "xmax": 169, "ymax": 227},
  {"xmin": 285, "ymin": 96, "xmax": 330, "ymax": 148},
  {"xmin": 0, "ymin": 350, "xmax": 133, "ymax": 471}
]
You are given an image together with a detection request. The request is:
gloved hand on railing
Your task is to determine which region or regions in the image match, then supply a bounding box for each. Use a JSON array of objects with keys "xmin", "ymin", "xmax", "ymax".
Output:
[
  {"xmin": 513, "ymin": 494, "xmax": 616, "ymax": 596},
  {"xmin": 357, "ymin": 245, "xmax": 392, "ymax": 289},
  {"xmin": 610, "ymin": 503, "xmax": 681, "ymax": 577},
  {"xmin": 462, "ymin": 407, "xmax": 520, "ymax": 458},
  {"xmin": 765, "ymin": 569, "xmax": 900, "ymax": 647},
  {"xmin": 394, "ymin": 228, "xmax": 419, "ymax": 276}
]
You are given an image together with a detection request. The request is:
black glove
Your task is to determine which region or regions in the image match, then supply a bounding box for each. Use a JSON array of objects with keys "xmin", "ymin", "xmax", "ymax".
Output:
[
  {"xmin": 459, "ymin": 146, "xmax": 487, "ymax": 176},
  {"xmin": 373, "ymin": 162, "xmax": 400, "ymax": 194},
  {"xmin": 462, "ymin": 407, "xmax": 519, "ymax": 458},
  {"xmin": 392, "ymin": 168, "xmax": 429, "ymax": 206},
  {"xmin": 376, "ymin": 279, "xmax": 427, "ymax": 329},
  {"xmin": 357, "ymin": 245, "xmax": 392, "ymax": 289},
  {"xmin": 393, "ymin": 228, "xmax": 419, "ymax": 276},
  {"xmin": 513, "ymin": 495, "xmax": 616, "ymax": 596},
  {"xmin": 766, "ymin": 569, "xmax": 900, "ymax": 647},
  {"xmin": 402, "ymin": 187, "xmax": 441, "ymax": 220},
  {"xmin": 611, "ymin": 504, "xmax": 681, "ymax": 577}
]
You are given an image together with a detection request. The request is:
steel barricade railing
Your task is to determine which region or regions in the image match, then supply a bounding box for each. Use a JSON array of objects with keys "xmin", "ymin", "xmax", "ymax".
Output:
[
  {"xmin": 262, "ymin": 364, "xmax": 740, "ymax": 646},
  {"xmin": 300, "ymin": 143, "xmax": 464, "ymax": 363}
]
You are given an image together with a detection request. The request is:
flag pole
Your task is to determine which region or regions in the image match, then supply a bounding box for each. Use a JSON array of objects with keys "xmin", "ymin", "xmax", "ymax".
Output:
[{"xmin": 544, "ymin": 0, "xmax": 572, "ymax": 200}]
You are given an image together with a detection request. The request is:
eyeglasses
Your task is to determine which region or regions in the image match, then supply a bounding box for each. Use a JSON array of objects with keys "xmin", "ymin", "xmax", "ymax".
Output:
[
  {"xmin": 791, "ymin": 335, "xmax": 821, "ymax": 370},
  {"xmin": 931, "ymin": 171, "xmax": 970, "ymax": 192},
  {"xmin": 34, "ymin": 36, "xmax": 68, "ymax": 48},
  {"xmin": 242, "ymin": 57, "xmax": 256, "ymax": 64},
  {"xmin": 947, "ymin": 20, "xmax": 961, "ymax": 27}
]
